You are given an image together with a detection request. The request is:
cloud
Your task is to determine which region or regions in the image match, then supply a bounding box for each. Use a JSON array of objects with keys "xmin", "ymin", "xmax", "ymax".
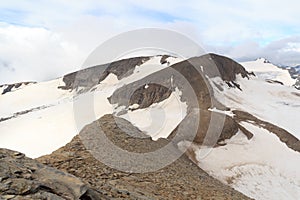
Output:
[
  {"xmin": 212, "ymin": 36, "xmax": 300, "ymax": 66},
  {"xmin": 0, "ymin": 23, "xmax": 84, "ymax": 84},
  {"xmin": 0, "ymin": 0, "xmax": 300, "ymax": 83}
]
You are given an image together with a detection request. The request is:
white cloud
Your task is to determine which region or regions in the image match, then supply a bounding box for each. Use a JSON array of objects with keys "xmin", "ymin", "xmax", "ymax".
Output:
[
  {"xmin": 0, "ymin": 0, "xmax": 300, "ymax": 83},
  {"xmin": 211, "ymin": 36, "xmax": 300, "ymax": 66},
  {"xmin": 0, "ymin": 23, "xmax": 84, "ymax": 84}
]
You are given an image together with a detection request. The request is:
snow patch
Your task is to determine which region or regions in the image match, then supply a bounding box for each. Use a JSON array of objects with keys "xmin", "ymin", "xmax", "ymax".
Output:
[
  {"xmin": 129, "ymin": 104, "xmax": 140, "ymax": 110},
  {"xmin": 120, "ymin": 88, "xmax": 187, "ymax": 140},
  {"xmin": 208, "ymin": 107, "xmax": 234, "ymax": 117},
  {"xmin": 241, "ymin": 60, "xmax": 296, "ymax": 86},
  {"xmin": 211, "ymin": 75, "xmax": 300, "ymax": 139}
]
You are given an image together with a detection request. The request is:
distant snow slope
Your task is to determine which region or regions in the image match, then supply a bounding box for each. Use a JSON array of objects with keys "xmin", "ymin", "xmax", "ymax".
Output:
[
  {"xmin": 0, "ymin": 56, "xmax": 185, "ymax": 158},
  {"xmin": 212, "ymin": 75, "xmax": 300, "ymax": 139},
  {"xmin": 193, "ymin": 122, "xmax": 300, "ymax": 200},
  {"xmin": 197, "ymin": 59, "xmax": 300, "ymax": 200},
  {"xmin": 241, "ymin": 58, "xmax": 296, "ymax": 86},
  {"xmin": 0, "ymin": 79, "xmax": 71, "ymax": 118}
]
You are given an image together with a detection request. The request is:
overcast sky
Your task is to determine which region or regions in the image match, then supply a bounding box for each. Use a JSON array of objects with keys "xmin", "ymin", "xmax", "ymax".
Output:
[{"xmin": 1, "ymin": 0, "xmax": 300, "ymax": 84}]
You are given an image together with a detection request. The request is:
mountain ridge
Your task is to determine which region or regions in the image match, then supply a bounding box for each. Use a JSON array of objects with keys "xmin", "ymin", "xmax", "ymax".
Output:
[{"xmin": 1, "ymin": 53, "xmax": 299, "ymax": 200}]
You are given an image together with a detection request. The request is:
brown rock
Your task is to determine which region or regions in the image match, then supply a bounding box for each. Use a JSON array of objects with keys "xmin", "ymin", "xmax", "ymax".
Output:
[{"xmin": 0, "ymin": 148, "xmax": 107, "ymax": 200}]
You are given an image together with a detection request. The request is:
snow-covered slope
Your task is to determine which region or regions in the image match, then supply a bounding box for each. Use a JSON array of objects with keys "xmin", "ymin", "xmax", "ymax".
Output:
[
  {"xmin": 0, "ymin": 79, "xmax": 71, "ymax": 118},
  {"xmin": 190, "ymin": 58, "xmax": 300, "ymax": 200},
  {"xmin": 211, "ymin": 75, "xmax": 300, "ymax": 139},
  {"xmin": 0, "ymin": 56, "xmax": 184, "ymax": 158},
  {"xmin": 0, "ymin": 82, "xmax": 36, "ymax": 96},
  {"xmin": 241, "ymin": 58, "xmax": 296, "ymax": 86},
  {"xmin": 192, "ymin": 122, "xmax": 300, "ymax": 200}
]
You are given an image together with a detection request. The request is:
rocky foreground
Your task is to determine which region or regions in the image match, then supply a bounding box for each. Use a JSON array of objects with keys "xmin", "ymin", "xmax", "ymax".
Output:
[
  {"xmin": 0, "ymin": 149, "xmax": 106, "ymax": 199},
  {"xmin": 0, "ymin": 115, "xmax": 253, "ymax": 199},
  {"xmin": 36, "ymin": 115, "xmax": 250, "ymax": 199}
]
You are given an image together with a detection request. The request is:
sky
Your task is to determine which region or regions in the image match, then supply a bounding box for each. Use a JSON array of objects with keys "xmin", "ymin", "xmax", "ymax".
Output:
[{"xmin": 0, "ymin": 0, "xmax": 300, "ymax": 84}]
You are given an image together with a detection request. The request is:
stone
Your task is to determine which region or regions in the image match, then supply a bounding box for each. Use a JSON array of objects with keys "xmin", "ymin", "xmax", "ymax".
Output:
[{"xmin": 0, "ymin": 148, "xmax": 107, "ymax": 199}]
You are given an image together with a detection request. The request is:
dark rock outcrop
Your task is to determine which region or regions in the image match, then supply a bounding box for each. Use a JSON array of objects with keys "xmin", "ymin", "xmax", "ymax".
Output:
[
  {"xmin": 288, "ymin": 66, "xmax": 300, "ymax": 79},
  {"xmin": 160, "ymin": 55, "xmax": 172, "ymax": 65},
  {"xmin": 110, "ymin": 53, "xmax": 253, "ymax": 112},
  {"xmin": 58, "ymin": 56, "xmax": 150, "ymax": 91},
  {"xmin": 265, "ymin": 79, "xmax": 284, "ymax": 85},
  {"xmin": 109, "ymin": 83, "xmax": 172, "ymax": 112},
  {"xmin": 0, "ymin": 149, "xmax": 107, "ymax": 199},
  {"xmin": 294, "ymin": 77, "xmax": 300, "ymax": 90},
  {"xmin": 169, "ymin": 109, "xmax": 244, "ymax": 146}
]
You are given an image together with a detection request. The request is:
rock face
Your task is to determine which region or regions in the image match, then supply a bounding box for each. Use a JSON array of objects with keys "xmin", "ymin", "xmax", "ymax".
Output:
[
  {"xmin": 169, "ymin": 109, "xmax": 249, "ymax": 146},
  {"xmin": 287, "ymin": 66, "xmax": 300, "ymax": 90},
  {"xmin": 110, "ymin": 54, "xmax": 253, "ymax": 111},
  {"xmin": 288, "ymin": 66, "xmax": 300, "ymax": 79},
  {"xmin": 189, "ymin": 54, "xmax": 254, "ymax": 82},
  {"xmin": 294, "ymin": 77, "xmax": 300, "ymax": 90},
  {"xmin": 109, "ymin": 54, "xmax": 252, "ymax": 146},
  {"xmin": 38, "ymin": 114, "xmax": 252, "ymax": 200},
  {"xmin": 128, "ymin": 83, "xmax": 172, "ymax": 110},
  {"xmin": 58, "ymin": 56, "xmax": 150, "ymax": 91},
  {"xmin": 0, "ymin": 148, "xmax": 106, "ymax": 200}
]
